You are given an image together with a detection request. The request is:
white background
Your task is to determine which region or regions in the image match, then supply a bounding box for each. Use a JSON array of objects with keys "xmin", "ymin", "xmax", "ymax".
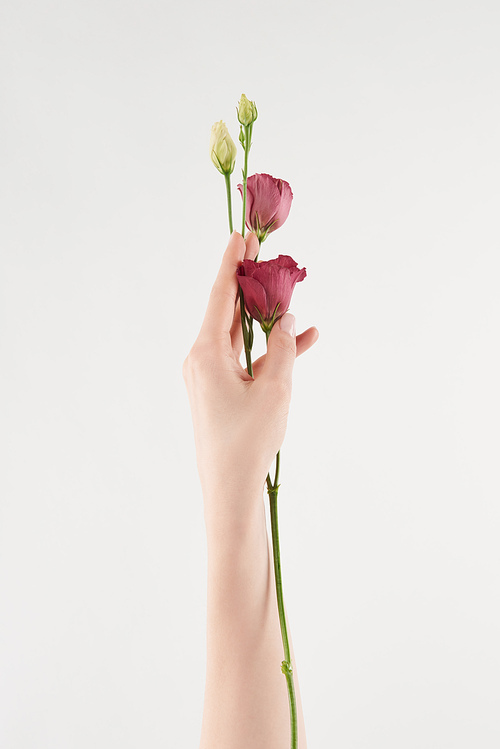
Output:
[{"xmin": 1, "ymin": 0, "xmax": 499, "ymax": 746}]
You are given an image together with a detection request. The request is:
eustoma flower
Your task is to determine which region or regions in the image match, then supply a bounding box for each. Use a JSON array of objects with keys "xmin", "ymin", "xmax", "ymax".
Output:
[
  {"xmin": 237, "ymin": 255, "xmax": 306, "ymax": 334},
  {"xmin": 237, "ymin": 93, "xmax": 258, "ymax": 127},
  {"xmin": 209, "ymin": 120, "xmax": 237, "ymax": 176},
  {"xmin": 210, "ymin": 120, "xmax": 238, "ymax": 233},
  {"xmin": 237, "ymin": 173, "xmax": 293, "ymax": 243}
]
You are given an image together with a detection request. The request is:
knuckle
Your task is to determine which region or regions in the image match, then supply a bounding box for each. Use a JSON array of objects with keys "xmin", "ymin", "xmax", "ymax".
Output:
[
  {"xmin": 273, "ymin": 336, "xmax": 296, "ymax": 356},
  {"xmin": 211, "ymin": 281, "xmax": 236, "ymax": 306},
  {"xmin": 182, "ymin": 348, "xmax": 201, "ymax": 381},
  {"xmin": 182, "ymin": 353, "xmax": 197, "ymax": 382},
  {"xmin": 265, "ymin": 375, "xmax": 291, "ymax": 401},
  {"xmin": 182, "ymin": 341, "xmax": 219, "ymax": 382}
]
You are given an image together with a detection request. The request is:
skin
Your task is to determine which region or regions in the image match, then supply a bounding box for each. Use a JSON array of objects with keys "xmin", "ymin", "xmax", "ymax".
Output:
[{"xmin": 183, "ymin": 231, "xmax": 319, "ymax": 749}]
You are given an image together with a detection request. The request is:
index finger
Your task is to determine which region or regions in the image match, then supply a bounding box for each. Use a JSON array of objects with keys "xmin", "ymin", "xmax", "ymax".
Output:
[{"xmin": 198, "ymin": 231, "xmax": 255, "ymax": 342}]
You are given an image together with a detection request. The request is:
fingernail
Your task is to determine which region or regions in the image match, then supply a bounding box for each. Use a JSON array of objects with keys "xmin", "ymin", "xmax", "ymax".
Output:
[{"xmin": 280, "ymin": 313, "xmax": 296, "ymax": 337}]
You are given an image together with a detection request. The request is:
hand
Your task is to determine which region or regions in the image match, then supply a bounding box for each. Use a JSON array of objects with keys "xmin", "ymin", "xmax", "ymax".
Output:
[{"xmin": 183, "ymin": 231, "xmax": 319, "ymax": 503}]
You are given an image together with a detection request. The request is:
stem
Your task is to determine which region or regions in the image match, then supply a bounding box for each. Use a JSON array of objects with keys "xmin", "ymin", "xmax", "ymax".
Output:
[
  {"xmin": 263, "ymin": 329, "xmax": 297, "ymax": 746},
  {"xmin": 224, "ymin": 173, "xmax": 233, "ymax": 234},
  {"xmin": 239, "ymin": 234, "xmax": 259, "ymax": 377},
  {"xmin": 274, "ymin": 448, "xmax": 280, "ymax": 487},
  {"xmin": 239, "ymin": 289, "xmax": 253, "ymax": 377},
  {"xmin": 269, "ymin": 481, "xmax": 298, "ymax": 749},
  {"xmin": 241, "ymin": 123, "xmax": 253, "ymax": 237}
]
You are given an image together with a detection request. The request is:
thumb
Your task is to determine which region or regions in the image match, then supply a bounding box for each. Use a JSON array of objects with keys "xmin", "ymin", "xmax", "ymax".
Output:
[{"xmin": 261, "ymin": 313, "xmax": 297, "ymax": 390}]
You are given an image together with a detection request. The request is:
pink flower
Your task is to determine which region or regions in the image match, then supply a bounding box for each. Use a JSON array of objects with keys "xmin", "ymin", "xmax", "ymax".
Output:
[
  {"xmin": 237, "ymin": 173, "xmax": 293, "ymax": 242},
  {"xmin": 237, "ymin": 255, "xmax": 306, "ymax": 332}
]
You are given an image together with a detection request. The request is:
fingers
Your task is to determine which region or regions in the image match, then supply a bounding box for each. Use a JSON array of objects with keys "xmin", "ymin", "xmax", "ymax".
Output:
[
  {"xmin": 259, "ymin": 313, "xmax": 297, "ymax": 391},
  {"xmin": 297, "ymin": 325, "xmax": 320, "ymax": 354},
  {"xmin": 229, "ymin": 297, "xmax": 243, "ymax": 352},
  {"xmin": 243, "ymin": 232, "xmax": 260, "ymax": 262},
  {"xmin": 198, "ymin": 232, "xmax": 246, "ymax": 342},
  {"xmin": 249, "ymin": 325, "xmax": 319, "ymax": 378}
]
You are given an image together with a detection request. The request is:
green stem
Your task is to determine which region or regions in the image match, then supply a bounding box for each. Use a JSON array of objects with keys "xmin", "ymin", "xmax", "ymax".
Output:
[
  {"xmin": 239, "ymin": 235, "xmax": 259, "ymax": 377},
  {"xmin": 224, "ymin": 173, "xmax": 233, "ymax": 234},
  {"xmin": 264, "ymin": 327, "xmax": 297, "ymax": 747},
  {"xmin": 241, "ymin": 123, "xmax": 253, "ymax": 237},
  {"xmin": 239, "ymin": 289, "xmax": 253, "ymax": 377},
  {"xmin": 268, "ymin": 474, "xmax": 297, "ymax": 749}
]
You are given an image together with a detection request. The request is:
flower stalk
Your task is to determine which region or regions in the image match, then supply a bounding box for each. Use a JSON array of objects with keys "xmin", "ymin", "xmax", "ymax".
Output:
[
  {"xmin": 239, "ymin": 289, "xmax": 253, "ymax": 376},
  {"xmin": 240, "ymin": 123, "xmax": 253, "ymax": 237},
  {"xmin": 268, "ymin": 477, "xmax": 298, "ymax": 749},
  {"xmin": 264, "ymin": 331, "xmax": 298, "ymax": 749},
  {"xmin": 224, "ymin": 173, "xmax": 233, "ymax": 234},
  {"xmin": 237, "ymin": 94, "xmax": 258, "ymax": 238}
]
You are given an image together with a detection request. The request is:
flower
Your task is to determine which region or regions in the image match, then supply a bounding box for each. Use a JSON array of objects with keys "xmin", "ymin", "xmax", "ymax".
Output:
[
  {"xmin": 237, "ymin": 94, "xmax": 258, "ymax": 126},
  {"xmin": 237, "ymin": 173, "xmax": 293, "ymax": 242},
  {"xmin": 210, "ymin": 121, "xmax": 237, "ymax": 175},
  {"xmin": 237, "ymin": 255, "xmax": 306, "ymax": 332}
]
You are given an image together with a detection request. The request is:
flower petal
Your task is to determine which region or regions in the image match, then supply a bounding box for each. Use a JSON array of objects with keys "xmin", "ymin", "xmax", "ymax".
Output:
[
  {"xmin": 237, "ymin": 275, "xmax": 268, "ymax": 323},
  {"xmin": 247, "ymin": 174, "xmax": 281, "ymax": 231}
]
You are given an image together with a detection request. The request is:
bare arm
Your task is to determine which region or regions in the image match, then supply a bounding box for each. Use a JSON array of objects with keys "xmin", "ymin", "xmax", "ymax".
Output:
[{"xmin": 183, "ymin": 231, "xmax": 318, "ymax": 748}]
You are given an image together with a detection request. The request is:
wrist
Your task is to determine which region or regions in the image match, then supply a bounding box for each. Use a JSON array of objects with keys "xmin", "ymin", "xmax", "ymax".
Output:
[
  {"xmin": 202, "ymin": 478, "xmax": 267, "ymax": 545},
  {"xmin": 195, "ymin": 441, "xmax": 273, "ymax": 499}
]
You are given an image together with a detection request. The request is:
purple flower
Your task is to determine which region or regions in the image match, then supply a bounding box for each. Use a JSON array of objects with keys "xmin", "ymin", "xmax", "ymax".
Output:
[
  {"xmin": 238, "ymin": 174, "xmax": 293, "ymax": 242},
  {"xmin": 237, "ymin": 255, "xmax": 306, "ymax": 332}
]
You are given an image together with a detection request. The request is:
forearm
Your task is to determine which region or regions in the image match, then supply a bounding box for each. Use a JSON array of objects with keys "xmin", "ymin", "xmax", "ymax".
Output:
[{"xmin": 200, "ymin": 484, "xmax": 307, "ymax": 749}]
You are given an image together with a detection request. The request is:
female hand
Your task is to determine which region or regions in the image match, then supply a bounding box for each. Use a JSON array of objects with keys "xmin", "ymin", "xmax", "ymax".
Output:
[
  {"xmin": 184, "ymin": 231, "xmax": 315, "ymax": 748},
  {"xmin": 183, "ymin": 231, "xmax": 319, "ymax": 505}
]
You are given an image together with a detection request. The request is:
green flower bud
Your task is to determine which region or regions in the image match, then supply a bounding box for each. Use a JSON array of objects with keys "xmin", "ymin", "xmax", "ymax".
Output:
[
  {"xmin": 237, "ymin": 94, "xmax": 258, "ymax": 127},
  {"xmin": 209, "ymin": 121, "xmax": 237, "ymax": 175}
]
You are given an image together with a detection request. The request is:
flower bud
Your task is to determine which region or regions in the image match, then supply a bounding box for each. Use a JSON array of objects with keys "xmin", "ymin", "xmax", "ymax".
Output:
[
  {"xmin": 237, "ymin": 94, "xmax": 258, "ymax": 127},
  {"xmin": 237, "ymin": 173, "xmax": 293, "ymax": 242},
  {"xmin": 209, "ymin": 121, "xmax": 237, "ymax": 175}
]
